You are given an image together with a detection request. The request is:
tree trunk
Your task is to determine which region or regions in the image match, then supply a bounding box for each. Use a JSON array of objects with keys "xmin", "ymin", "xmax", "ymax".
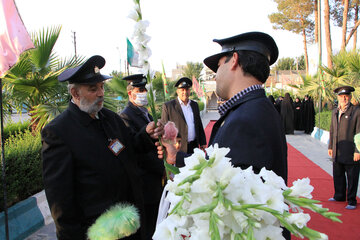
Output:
[
  {"xmin": 354, "ymin": 4, "xmax": 358, "ymax": 50},
  {"xmin": 345, "ymin": 19, "xmax": 360, "ymax": 46},
  {"xmin": 302, "ymin": 28, "xmax": 309, "ymax": 75},
  {"xmin": 341, "ymin": 0, "xmax": 350, "ymax": 50},
  {"xmin": 314, "ymin": 0, "xmax": 318, "ymax": 43},
  {"xmin": 324, "ymin": 0, "xmax": 333, "ymax": 68}
]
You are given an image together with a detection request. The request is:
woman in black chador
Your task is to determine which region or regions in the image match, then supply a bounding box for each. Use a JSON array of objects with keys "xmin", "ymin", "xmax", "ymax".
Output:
[
  {"xmin": 302, "ymin": 95, "xmax": 315, "ymax": 134},
  {"xmin": 293, "ymin": 97, "xmax": 302, "ymax": 130},
  {"xmin": 268, "ymin": 95, "xmax": 279, "ymax": 113},
  {"xmin": 281, "ymin": 93, "xmax": 294, "ymax": 134}
]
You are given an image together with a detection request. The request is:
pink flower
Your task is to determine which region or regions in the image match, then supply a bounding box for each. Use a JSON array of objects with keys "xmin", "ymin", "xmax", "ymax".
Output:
[{"xmin": 163, "ymin": 121, "xmax": 178, "ymax": 144}]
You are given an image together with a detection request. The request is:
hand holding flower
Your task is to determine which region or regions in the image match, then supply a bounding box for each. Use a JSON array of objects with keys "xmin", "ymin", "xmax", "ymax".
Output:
[{"xmin": 146, "ymin": 120, "xmax": 164, "ymax": 139}]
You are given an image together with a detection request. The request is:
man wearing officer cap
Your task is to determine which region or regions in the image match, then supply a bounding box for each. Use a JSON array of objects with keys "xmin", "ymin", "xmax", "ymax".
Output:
[
  {"xmin": 161, "ymin": 77, "xmax": 206, "ymax": 154},
  {"xmin": 120, "ymin": 74, "xmax": 165, "ymax": 239},
  {"xmin": 328, "ymin": 85, "xmax": 360, "ymax": 210},
  {"xmin": 41, "ymin": 56, "xmax": 163, "ymax": 240},
  {"xmin": 160, "ymin": 32, "xmax": 290, "ymax": 239}
]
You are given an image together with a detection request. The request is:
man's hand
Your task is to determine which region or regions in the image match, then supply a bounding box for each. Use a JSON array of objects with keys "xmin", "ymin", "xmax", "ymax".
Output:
[
  {"xmin": 354, "ymin": 153, "xmax": 360, "ymax": 161},
  {"xmin": 156, "ymin": 141, "xmax": 177, "ymax": 165},
  {"xmin": 328, "ymin": 149, "xmax": 333, "ymax": 158},
  {"xmin": 146, "ymin": 121, "xmax": 164, "ymax": 139}
]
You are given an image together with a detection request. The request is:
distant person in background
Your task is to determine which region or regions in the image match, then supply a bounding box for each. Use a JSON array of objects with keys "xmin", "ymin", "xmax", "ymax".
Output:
[
  {"xmin": 275, "ymin": 96, "xmax": 283, "ymax": 114},
  {"xmin": 281, "ymin": 93, "xmax": 294, "ymax": 134},
  {"xmin": 293, "ymin": 97, "xmax": 302, "ymax": 130},
  {"xmin": 119, "ymin": 74, "xmax": 164, "ymax": 239},
  {"xmin": 161, "ymin": 77, "xmax": 206, "ymax": 154},
  {"xmin": 302, "ymin": 95, "xmax": 315, "ymax": 134},
  {"xmin": 267, "ymin": 95, "xmax": 277, "ymax": 109},
  {"xmin": 328, "ymin": 86, "xmax": 360, "ymax": 210}
]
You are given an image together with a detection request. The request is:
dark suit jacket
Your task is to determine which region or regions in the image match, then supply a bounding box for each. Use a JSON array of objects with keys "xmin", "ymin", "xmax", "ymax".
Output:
[
  {"xmin": 161, "ymin": 98, "xmax": 206, "ymax": 153},
  {"xmin": 209, "ymin": 89, "xmax": 288, "ymax": 183},
  {"xmin": 120, "ymin": 101, "xmax": 164, "ymax": 204},
  {"xmin": 328, "ymin": 103, "xmax": 360, "ymax": 164},
  {"xmin": 41, "ymin": 102, "xmax": 152, "ymax": 240}
]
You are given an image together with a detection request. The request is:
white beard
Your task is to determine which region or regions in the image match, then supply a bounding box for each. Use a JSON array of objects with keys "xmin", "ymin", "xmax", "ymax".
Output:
[{"xmin": 79, "ymin": 97, "xmax": 104, "ymax": 115}]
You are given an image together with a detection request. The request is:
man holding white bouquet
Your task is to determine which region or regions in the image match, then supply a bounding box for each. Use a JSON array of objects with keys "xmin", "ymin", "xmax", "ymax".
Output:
[{"xmin": 161, "ymin": 31, "xmax": 289, "ymax": 239}]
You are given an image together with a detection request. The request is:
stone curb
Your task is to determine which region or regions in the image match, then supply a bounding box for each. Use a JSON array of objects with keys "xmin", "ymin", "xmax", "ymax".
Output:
[
  {"xmin": 311, "ymin": 127, "xmax": 330, "ymax": 145},
  {"xmin": 0, "ymin": 190, "xmax": 52, "ymax": 239}
]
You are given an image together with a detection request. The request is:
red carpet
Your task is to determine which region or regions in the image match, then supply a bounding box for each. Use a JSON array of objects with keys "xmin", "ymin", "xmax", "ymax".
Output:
[
  {"xmin": 288, "ymin": 144, "xmax": 360, "ymax": 240},
  {"xmin": 204, "ymin": 121, "xmax": 360, "ymax": 240}
]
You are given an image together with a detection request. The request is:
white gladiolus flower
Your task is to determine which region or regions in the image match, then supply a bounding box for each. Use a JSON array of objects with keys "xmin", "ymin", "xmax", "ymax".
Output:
[
  {"xmin": 286, "ymin": 213, "xmax": 311, "ymax": 229},
  {"xmin": 289, "ymin": 178, "xmax": 314, "ymax": 198},
  {"xmin": 153, "ymin": 144, "xmax": 337, "ymax": 240},
  {"xmin": 127, "ymin": 9, "xmax": 139, "ymax": 21},
  {"xmin": 253, "ymin": 225, "xmax": 285, "ymax": 240},
  {"xmin": 153, "ymin": 214, "xmax": 184, "ymax": 240},
  {"xmin": 259, "ymin": 167, "xmax": 288, "ymax": 190}
]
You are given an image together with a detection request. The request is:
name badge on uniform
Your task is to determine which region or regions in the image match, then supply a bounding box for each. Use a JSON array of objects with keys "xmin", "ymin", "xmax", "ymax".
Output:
[{"xmin": 108, "ymin": 139, "xmax": 125, "ymax": 156}]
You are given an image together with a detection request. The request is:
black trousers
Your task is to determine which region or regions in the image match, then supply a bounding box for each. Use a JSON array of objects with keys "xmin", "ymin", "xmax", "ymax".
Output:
[
  {"xmin": 187, "ymin": 140, "xmax": 198, "ymax": 154},
  {"xmin": 332, "ymin": 161, "xmax": 360, "ymax": 205}
]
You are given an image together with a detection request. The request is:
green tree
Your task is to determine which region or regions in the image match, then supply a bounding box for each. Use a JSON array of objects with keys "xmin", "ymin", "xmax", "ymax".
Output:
[
  {"xmin": 330, "ymin": 0, "xmax": 360, "ymax": 50},
  {"xmin": 106, "ymin": 71, "xmax": 128, "ymax": 112},
  {"xmin": 3, "ymin": 26, "xmax": 84, "ymax": 131},
  {"xmin": 269, "ymin": 0, "xmax": 315, "ymax": 75},
  {"xmin": 300, "ymin": 50, "xmax": 360, "ymax": 107},
  {"xmin": 273, "ymin": 57, "xmax": 296, "ymax": 70},
  {"xmin": 182, "ymin": 61, "xmax": 203, "ymax": 80}
]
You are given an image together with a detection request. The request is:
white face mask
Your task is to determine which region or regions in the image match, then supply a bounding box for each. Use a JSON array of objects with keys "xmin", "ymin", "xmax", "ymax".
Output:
[{"xmin": 134, "ymin": 92, "xmax": 148, "ymax": 106}]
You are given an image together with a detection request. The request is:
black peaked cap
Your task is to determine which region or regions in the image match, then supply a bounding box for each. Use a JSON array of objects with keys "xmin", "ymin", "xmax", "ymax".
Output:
[
  {"xmin": 203, "ymin": 31, "xmax": 279, "ymax": 72},
  {"xmin": 58, "ymin": 55, "xmax": 111, "ymax": 84}
]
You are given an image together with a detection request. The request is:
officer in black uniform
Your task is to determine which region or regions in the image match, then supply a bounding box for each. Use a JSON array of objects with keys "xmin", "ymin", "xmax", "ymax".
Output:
[
  {"xmin": 328, "ymin": 86, "xmax": 360, "ymax": 210},
  {"xmin": 41, "ymin": 56, "xmax": 163, "ymax": 240},
  {"xmin": 120, "ymin": 74, "xmax": 164, "ymax": 239}
]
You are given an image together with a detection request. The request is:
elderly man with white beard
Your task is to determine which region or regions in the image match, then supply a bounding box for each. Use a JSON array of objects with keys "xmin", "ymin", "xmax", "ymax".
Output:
[{"xmin": 41, "ymin": 55, "xmax": 163, "ymax": 240}]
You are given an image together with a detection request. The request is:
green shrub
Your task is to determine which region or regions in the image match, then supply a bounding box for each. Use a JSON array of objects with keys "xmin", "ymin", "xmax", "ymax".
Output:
[
  {"xmin": 3, "ymin": 120, "xmax": 31, "ymax": 140},
  {"xmin": 0, "ymin": 130, "xmax": 43, "ymax": 211},
  {"xmin": 197, "ymin": 101, "xmax": 205, "ymax": 112},
  {"xmin": 315, "ymin": 111, "xmax": 332, "ymax": 131}
]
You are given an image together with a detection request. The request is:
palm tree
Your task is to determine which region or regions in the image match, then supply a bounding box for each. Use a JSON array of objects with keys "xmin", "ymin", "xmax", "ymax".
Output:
[
  {"xmin": 3, "ymin": 26, "xmax": 84, "ymax": 131},
  {"xmin": 300, "ymin": 50, "xmax": 360, "ymax": 108}
]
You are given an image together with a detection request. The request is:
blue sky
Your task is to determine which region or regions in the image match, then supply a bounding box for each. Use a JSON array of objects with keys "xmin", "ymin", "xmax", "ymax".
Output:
[{"xmin": 15, "ymin": 0, "xmax": 351, "ymax": 76}]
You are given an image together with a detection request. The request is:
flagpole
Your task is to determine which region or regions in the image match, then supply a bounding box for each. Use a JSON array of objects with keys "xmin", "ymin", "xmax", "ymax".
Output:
[{"xmin": 0, "ymin": 78, "xmax": 10, "ymax": 240}]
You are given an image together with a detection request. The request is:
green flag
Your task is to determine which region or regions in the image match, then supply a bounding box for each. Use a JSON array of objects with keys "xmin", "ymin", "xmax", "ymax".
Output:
[
  {"xmin": 126, "ymin": 38, "xmax": 141, "ymax": 67},
  {"xmin": 161, "ymin": 61, "xmax": 169, "ymax": 100}
]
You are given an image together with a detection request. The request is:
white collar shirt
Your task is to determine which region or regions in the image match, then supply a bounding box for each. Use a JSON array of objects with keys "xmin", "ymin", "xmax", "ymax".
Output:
[{"xmin": 178, "ymin": 97, "xmax": 196, "ymax": 142}]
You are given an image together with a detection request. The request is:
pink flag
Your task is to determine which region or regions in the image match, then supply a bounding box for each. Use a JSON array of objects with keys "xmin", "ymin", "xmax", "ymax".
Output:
[
  {"xmin": 0, "ymin": 0, "xmax": 34, "ymax": 77},
  {"xmin": 192, "ymin": 76, "xmax": 204, "ymax": 98}
]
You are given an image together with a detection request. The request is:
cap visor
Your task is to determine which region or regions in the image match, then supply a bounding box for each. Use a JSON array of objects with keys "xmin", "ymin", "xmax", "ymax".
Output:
[{"xmin": 203, "ymin": 52, "xmax": 226, "ymax": 72}]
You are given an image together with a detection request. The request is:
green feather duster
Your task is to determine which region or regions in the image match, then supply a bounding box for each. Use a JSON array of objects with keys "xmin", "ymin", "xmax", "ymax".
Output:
[
  {"xmin": 87, "ymin": 203, "xmax": 140, "ymax": 240},
  {"xmin": 355, "ymin": 133, "xmax": 360, "ymax": 152}
]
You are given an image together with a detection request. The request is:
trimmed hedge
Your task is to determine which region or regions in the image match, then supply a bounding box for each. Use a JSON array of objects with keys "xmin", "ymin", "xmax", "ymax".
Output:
[
  {"xmin": 3, "ymin": 120, "xmax": 31, "ymax": 140},
  {"xmin": 315, "ymin": 111, "xmax": 332, "ymax": 131},
  {"xmin": 198, "ymin": 101, "xmax": 205, "ymax": 112},
  {"xmin": 0, "ymin": 130, "xmax": 43, "ymax": 212}
]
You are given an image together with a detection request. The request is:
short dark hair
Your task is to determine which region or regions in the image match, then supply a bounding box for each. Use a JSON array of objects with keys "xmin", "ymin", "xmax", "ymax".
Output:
[{"xmin": 225, "ymin": 50, "xmax": 270, "ymax": 83}]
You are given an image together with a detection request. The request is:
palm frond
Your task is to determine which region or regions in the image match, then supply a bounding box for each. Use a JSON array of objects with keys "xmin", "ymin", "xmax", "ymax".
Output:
[{"xmin": 30, "ymin": 26, "xmax": 62, "ymax": 72}]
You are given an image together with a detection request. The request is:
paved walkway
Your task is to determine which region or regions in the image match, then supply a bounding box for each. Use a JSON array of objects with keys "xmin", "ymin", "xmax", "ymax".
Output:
[{"xmin": 26, "ymin": 110, "xmax": 359, "ymax": 239}]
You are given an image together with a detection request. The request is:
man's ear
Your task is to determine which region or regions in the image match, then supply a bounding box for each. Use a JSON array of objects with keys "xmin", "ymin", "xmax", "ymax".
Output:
[
  {"xmin": 230, "ymin": 52, "xmax": 239, "ymax": 70},
  {"xmin": 71, "ymin": 87, "xmax": 80, "ymax": 101}
]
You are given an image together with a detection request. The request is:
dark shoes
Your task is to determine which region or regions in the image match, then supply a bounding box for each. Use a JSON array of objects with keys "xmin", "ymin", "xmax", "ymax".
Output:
[
  {"xmin": 328, "ymin": 197, "xmax": 345, "ymax": 202},
  {"xmin": 329, "ymin": 197, "xmax": 357, "ymax": 209},
  {"xmin": 345, "ymin": 205, "xmax": 357, "ymax": 210}
]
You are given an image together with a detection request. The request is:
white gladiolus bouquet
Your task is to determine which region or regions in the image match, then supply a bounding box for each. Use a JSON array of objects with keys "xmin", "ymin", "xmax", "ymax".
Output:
[
  {"xmin": 128, "ymin": 0, "xmax": 179, "ymax": 178},
  {"xmin": 153, "ymin": 144, "xmax": 341, "ymax": 240}
]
